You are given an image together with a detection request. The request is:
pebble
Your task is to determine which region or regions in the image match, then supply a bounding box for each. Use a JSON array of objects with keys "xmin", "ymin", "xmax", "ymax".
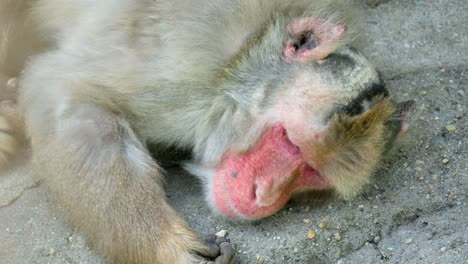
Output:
[
  {"xmin": 458, "ymin": 90, "xmax": 465, "ymax": 97},
  {"xmin": 319, "ymin": 222, "xmax": 328, "ymax": 229},
  {"xmin": 48, "ymin": 248, "xmax": 55, "ymax": 256},
  {"xmin": 373, "ymin": 236, "xmax": 381, "ymax": 243},
  {"xmin": 442, "ymin": 159, "xmax": 449, "ymax": 164},
  {"xmin": 307, "ymin": 230, "xmax": 316, "ymax": 239},
  {"xmin": 304, "ymin": 206, "xmax": 310, "ymax": 212},
  {"xmin": 404, "ymin": 238, "xmax": 413, "ymax": 244},
  {"xmin": 334, "ymin": 233, "xmax": 342, "ymax": 241},
  {"xmin": 303, "ymin": 219, "xmax": 311, "ymax": 224},
  {"xmin": 446, "ymin": 124, "xmax": 457, "ymax": 132},
  {"xmin": 416, "ymin": 160, "xmax": 425, "ymax": 165},
  {"xmin": 215, "ymin": 230, "xmax": 228, "ymax": 237},
  {"xmin": 440, "ymin": 247, "xmax": 447, "ymax": 252},
  {"xmin": 415, "ymin": 167, "xmax": 423, "ymax": 172},
  {"xmin": 418, "ymin": 176, "xmax": 425, "ymax": 181},
  {"xmin": 257, "ymin": 256, "xmax": 265, "ymax": 264}
]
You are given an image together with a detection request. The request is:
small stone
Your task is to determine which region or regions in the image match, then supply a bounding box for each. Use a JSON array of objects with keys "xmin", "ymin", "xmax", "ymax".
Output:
[
  {"xmin": 215, "ymin": 230, "xmax": 228, "ymax": 237},
  {"xmin": 427, "ymin": 184, "xmax": 433, "ymax": 190},
  {"xmin": 304, "ymin": 206, "xmax": 310, "ymax": 212},
  {"xmin": 373, "ymin": 236, "xmax": 381, "ymax": 243},
  {"xmin": 321, "ymin": 215, "xmax": 331, "ymax": 223},
  {"xmin": 440, "ymin": 246, "xmax": 447, "ymax": 252},
  {"xmin": 307, "ymin": 230, "xmax": 316, "ymax": 239},
  {"xmin": 404, "ymin": 238, "xmax": 413, "ymax": 244},
  {"xmin": 458, "ymin": 90, "xmax": 465, "ymax": 97},
  {"xmin": 418, "ymin": 176, "xmax": 425, "ymax": 181},
  {"xmin": 415, "ymin": 167, "xmax": 423, "ymax": 172},
  {"xmin": 303, "ymin": 219, "xmax": 311, "ymax": 224},
  {"xmin": 432, "ymin": 174, "xmax": 438, "ymax": 180},
  {"xmin": 334, "ymin": 233, "xmax": 342, "ymax": 241},
  {"xmin": 442, "ymin": 159, "xmax": 449, "ymax": 164},
  {"xmin": 48, "ymin": 248, "xmax": 56, "ymax": 256},
  {"xmin": 445, "ymin": 125, "xmax": 456, "ymax": 132},
  {"xmin": 319, "ymin": 222, "xmax": 328, "ymax": 229},
  {"xmin": 257, "ymin": 256, "xmax": 265, "ymax": 264},
  {"xmin": 415, "ymin": 160, "xmax": 425, "ymax": 165}
]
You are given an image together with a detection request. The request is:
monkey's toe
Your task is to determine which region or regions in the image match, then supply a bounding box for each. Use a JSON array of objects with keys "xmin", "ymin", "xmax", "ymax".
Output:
[{"xmin": 214, "ymin": 242, "xmax": 236, "ymax": 264}]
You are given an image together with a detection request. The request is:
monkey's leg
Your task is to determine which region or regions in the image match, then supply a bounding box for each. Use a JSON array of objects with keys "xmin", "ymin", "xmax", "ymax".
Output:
[{"xmin": 20, "ymin": 82, "xmax": 233, "ymax": 263}]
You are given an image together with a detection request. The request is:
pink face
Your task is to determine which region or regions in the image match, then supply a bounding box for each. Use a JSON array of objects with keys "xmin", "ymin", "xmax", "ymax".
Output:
[{"xmin": 212, "ymin": 125, "xmax": 330, "ymax": 219}]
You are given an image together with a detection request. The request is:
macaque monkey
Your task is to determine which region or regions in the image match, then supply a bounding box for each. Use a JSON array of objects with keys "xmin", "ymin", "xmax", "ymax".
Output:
[{"xmin": 0, "ymin": 0, "xmax": 415, "ymax": 263}]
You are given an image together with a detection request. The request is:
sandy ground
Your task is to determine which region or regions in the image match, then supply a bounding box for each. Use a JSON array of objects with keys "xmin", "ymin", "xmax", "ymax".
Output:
[{"xmin": 0, "ymin": 0, "xmax": 466, "ymax": 263}]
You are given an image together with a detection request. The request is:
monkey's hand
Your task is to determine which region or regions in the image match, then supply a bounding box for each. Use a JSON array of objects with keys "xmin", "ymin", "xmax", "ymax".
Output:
[{"xmin": 198, "ymin": 234, "xmax": 236, "ymax": 264}]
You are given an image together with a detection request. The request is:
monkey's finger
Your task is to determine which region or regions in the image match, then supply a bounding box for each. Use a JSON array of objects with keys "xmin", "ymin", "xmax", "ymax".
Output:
[
  {"xmin": 205, "ymin": 234, "xmax": 217, "ymax": 243},
  {"xmin": 199, "ymin": 234, "xmax": 222, "ymax": 259},
  {"xmin": 214, "ymin": 242, "xmax": 235, "ymax": 264},
  {"xmin": 214, "ymin": 236, "xmax": 228, "ymax": 245}
]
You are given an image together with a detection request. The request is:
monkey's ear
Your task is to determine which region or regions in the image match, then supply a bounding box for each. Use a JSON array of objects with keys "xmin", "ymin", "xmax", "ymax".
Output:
[
  {"xmin": 396, "ymin": 100, "xmax": 416, "ymax": 138},
  {"xmin": 283, "ymin": 17, "xmax": 345, "ymax": 62}
]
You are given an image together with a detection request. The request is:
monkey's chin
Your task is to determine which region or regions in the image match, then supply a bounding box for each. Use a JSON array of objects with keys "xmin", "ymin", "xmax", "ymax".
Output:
[{"xmin": 211, "ymin": 125, "xmax": 331, "ymax": 220}]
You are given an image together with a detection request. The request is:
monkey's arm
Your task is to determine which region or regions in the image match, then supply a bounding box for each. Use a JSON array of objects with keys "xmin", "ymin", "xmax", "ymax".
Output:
[{"xmin": 17, "ymin": 56, "xmax": 234, "ymax": 263}]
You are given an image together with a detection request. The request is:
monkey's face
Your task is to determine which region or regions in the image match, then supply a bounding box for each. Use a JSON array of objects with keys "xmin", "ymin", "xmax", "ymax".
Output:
[
  {"xmin": 194, "ymin": 47, "xmax": 414, "ymax": 220},
  {"xmin": 188, "ymin": 19, "xmax": 414, "ymax": 220}
]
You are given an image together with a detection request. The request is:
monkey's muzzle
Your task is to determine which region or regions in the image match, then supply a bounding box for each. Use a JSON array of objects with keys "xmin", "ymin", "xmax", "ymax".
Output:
[{"xmin": 212, "ymin": 125, "xmax": 330, "ymax": 219}]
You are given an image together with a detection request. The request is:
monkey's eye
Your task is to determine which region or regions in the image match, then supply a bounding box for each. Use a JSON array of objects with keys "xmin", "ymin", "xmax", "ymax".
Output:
[
  {"xmin": 341, "ymin": 100, "xmax": 366, "ymax": 116},
  {"xmin": 340, "ymin": 80, "xmax": 390, "ymax": 116}
]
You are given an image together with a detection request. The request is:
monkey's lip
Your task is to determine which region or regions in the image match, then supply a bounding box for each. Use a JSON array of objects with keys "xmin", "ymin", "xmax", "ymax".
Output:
[{"xmin": 212, "ymin": 126, "xmax": 330, "ymax": 220}]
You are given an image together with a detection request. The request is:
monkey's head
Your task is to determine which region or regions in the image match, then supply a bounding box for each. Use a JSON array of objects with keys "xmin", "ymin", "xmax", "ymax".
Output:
[{"xmin": 187, "ymin": 17, "xmax": 415, "ymax": 220}]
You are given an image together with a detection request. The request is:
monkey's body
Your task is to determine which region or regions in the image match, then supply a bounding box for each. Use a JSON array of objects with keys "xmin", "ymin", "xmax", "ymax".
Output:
[{"xmin": 0, "ymin": 0, "xmax": 414, "ymax": 263}]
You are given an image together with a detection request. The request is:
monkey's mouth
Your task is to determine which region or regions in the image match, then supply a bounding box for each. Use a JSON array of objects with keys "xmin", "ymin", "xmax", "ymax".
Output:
[{"xmin": 212, "ymin": 125, "xmax": 330, "ymax": 219}]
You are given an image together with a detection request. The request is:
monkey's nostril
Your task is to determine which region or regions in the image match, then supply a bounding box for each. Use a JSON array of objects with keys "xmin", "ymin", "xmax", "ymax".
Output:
[
  {"xmin": 252, "ymin": 184, "xmax": 258, "ymax": 200},
  {"xmin": 285, "ymin": 133, "xmax": 301, "ymax": 156}
]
